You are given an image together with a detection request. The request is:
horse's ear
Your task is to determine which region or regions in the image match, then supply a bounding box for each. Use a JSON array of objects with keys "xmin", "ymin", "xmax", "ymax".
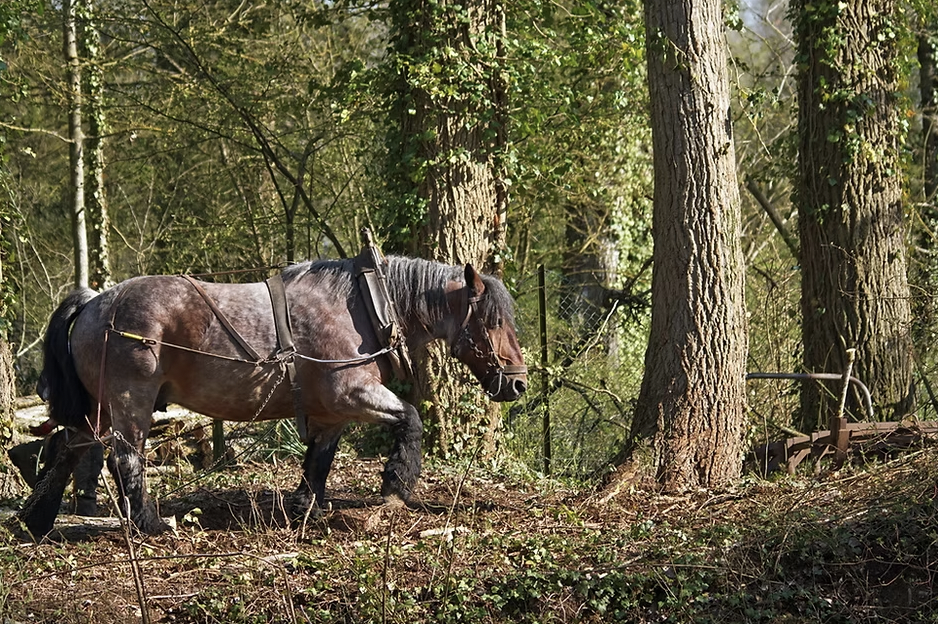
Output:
[{"xmin": 465, "ymin": 264, "xmax": 486, "ymax": 297}]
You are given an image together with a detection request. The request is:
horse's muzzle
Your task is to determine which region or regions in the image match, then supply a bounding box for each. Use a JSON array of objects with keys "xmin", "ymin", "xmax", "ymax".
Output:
[{"xmin": 483, "ymin": 369, "xmax": 528, "ymax": 402}]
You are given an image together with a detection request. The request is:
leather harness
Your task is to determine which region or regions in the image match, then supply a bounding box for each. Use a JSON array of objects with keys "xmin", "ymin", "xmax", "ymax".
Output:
[
  {"xmin": 354, "ymin": 229, "xmax": 414, "ymax": 382},
  {"xmin": 179, "ymin": 229, "xmax": 526, "ymax": 435},
  {"xmin": 180, "ymin": 231, "xmax": 413, "ymax": 438},
  {"xmin": 181, "ymin": 273, "xmax": 307, "ymax": 432}
]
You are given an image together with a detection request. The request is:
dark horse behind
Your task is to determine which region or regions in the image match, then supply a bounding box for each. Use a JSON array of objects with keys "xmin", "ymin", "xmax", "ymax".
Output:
[{"xmin": 16, "ymin": 256, "xmax": 527, "ymax": 538}]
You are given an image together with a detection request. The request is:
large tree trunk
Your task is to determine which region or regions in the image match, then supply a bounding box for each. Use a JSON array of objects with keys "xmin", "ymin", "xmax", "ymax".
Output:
[
  {"xmin": 390, "ymin": 0, "xmax": 508, "ymax": 458},
  {"xmin": 560, "ymin": 199, "xmax": 616, "ymax": 331},
  {"xmin": 921, "ymin": 31, "xmax": 937, "ymax": 203},
  {"xmin": 624, "ymin": 0, "xmax": 748, "ymax": 490},
  {"xmin": 911, "ymin": 30, "xmax": 938, "ymax": 383},
  {"xmin": 794, "ymin": 0, "xmax": 913, "ymax": 430}
]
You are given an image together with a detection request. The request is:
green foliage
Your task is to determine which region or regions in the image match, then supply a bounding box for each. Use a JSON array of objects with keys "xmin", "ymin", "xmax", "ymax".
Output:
[
  {"xmin": 506, "ymin": 0, "xmax": 651, "ymax": 273},
  {"xmin": 1, "ymin": 0, "xmax": 391, "ymax": 385},
  {"xmin": 0, "ymin": 0, "xmax": 43, "ymax": 339},
  {"xmin": 506, "ymin": 267, "xmax": 647, "ymax": 477},
  {"xmin": 790, "ymin": 0, "xmax": 903, "ymax": 169},
  {"xmin": 0, "ymin": 0, "xmax": 42, "ymax": 60}
]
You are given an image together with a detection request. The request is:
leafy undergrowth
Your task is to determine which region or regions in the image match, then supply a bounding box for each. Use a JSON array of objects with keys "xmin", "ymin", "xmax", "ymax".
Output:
[{"xmin": 2, "ymin": 446, "xmax": 937, "ymax": 623}]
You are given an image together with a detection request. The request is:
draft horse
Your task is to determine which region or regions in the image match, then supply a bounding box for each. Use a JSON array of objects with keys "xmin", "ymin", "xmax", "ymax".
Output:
[{"xmin": 17, "ymin": 256, "xmax": 527, "ymax": 538}]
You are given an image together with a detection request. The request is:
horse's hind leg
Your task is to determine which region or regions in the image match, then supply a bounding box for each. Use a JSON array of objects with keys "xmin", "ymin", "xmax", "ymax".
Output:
[
  {"xmin": 107, "ymin": 431, "xmax": 169, "ymax": 535},
  {"xmin": 14, "ymin": 429, "xmax": 91, "ymax": 538},
  {"xmin": 292, "ymin": 425, "xmax": 345, "ymax": 523}
]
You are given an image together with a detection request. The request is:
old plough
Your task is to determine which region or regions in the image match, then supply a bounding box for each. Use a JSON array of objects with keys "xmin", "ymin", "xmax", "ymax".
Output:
[
  {"xmin": 752, "ymin": 418, "xmax": 938, "ymax": 475},
  {"xmin": 748, "ymin": 372, "xmax": 938, "ymax": 475}
]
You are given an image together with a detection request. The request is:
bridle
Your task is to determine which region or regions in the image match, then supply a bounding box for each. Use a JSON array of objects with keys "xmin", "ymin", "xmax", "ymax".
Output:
[{"xmin": 451, "ymin": 290, "xmax": 527, "ymax": 396}]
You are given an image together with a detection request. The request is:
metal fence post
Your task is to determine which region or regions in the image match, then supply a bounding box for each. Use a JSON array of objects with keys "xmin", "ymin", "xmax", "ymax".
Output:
[{"xmin": 538, "ymin": 264, "xmax": 551, "ymax": 475}]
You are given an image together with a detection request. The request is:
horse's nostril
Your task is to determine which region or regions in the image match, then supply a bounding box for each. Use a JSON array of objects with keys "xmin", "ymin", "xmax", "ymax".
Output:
[{"xmin": 513, "ymin": 379, "xmax": 527, "ymax": 395}]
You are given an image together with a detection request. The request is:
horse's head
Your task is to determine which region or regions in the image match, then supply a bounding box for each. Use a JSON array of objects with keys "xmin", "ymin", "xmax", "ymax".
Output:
[{"xmin": 449, "ymin": 265, "xmax": 528, "ymax": 402}]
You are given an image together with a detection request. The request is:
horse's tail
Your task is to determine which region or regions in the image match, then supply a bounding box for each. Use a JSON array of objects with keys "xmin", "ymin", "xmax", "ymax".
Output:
[{"xmin": 40, "ymin": 288, "xmax": 98, "ymax": 428}]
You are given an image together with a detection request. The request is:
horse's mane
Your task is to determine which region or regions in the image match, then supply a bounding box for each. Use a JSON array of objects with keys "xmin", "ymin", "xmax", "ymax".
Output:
[{"xmin": 282, "ymin": 256, "xmax": 516, "ymax": 328}]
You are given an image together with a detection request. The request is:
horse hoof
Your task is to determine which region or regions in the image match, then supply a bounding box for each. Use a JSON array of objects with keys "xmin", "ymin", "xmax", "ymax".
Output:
[
  {"xmin": 130, "ymin": 516, "xmax": 172, "ymax": 536},
  {"xmin": 290, "ymin": 504, "xmax": 326, "ymax": 529},
  {"xmin": 4, "ymin": 515, "xmax": 43, "ymax": 542},
  {"xmin": 382, "ymin": 493, "xmax": 407, "ymax": 509},
  {"xmin": 12, "ymin": 514, "xmax": 53, "ymax": 542},
  {"xmin": 380, "ymin": 468, "xmax": 416, "ymax": 503}
]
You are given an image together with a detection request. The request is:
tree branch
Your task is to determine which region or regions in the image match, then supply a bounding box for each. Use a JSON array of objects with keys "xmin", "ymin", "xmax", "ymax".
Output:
[{"xmin": 746, "ymin": 177, "xmax": 799, "ymax": 260}]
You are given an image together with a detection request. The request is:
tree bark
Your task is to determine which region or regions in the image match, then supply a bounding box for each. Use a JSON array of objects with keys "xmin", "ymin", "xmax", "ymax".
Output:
[
  {"xmin": 65, "ymin": 0, "xmax": 89, "ymax": 289},
  {"xmin": 391, "ymin": 0, "xmax": 509, "ymax": 458},
  {"xmin": 84, "ymin": 0, "xmax": 111, "ymax": 289},
  {"xmin": 625, "ymin": 0, "xmax": 748, "ymax": 491},
  {"xmin": 0, "ymin": 338, "xmax": 24, "ymax": 499},
  {"xmin": 794, "ymin": 0, "xmax": 913, "ymax": 430},
  {"xmin": 921, "ymin": 31, "xmax": 937, "ymax": 203},
  {"xmin": 560, "ymin": 199, "xmax": 617, "ymax": 332}
]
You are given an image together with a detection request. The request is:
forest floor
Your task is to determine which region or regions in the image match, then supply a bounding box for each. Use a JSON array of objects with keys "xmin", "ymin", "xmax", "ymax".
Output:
[{"xmin": 2, "ymin": 403, "xmax": 937, "ymax": 623}]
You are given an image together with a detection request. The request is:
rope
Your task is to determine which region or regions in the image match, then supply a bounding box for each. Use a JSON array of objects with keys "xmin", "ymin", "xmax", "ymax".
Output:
[
  {"xmin": 110, "ymin": 328, "xmax": 397, "ymax": 366},
  {"xmin": 294, "ymin": 346, "xmax": 396, "ymax": 365}
]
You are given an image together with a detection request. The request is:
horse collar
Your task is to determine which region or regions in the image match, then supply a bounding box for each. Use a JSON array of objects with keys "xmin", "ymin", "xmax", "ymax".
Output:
[{"xmin": 354, "ymin": 231, "xmax": 415, "ymax": 381}]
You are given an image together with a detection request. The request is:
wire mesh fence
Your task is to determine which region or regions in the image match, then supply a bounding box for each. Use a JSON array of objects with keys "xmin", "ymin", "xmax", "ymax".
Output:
[{"xmin": 504, "ymin": 266, "xmax": 648, "ymax": 479}]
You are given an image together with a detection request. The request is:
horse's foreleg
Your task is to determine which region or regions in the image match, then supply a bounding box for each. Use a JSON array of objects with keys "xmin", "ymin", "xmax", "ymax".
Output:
[
  {"xmin": 15, "ymin": 429, "xmax": 91, "ymax": 539},
  {"xmin": 381, "ymin": 404, "xmax": 423, "ymax": 504},
  {"xmin": 292, "ymin": 425, "xmax": 344, "ymax": 522},
  {"xmin": 107, "ymin": 432, "xmax": 168, "ymax": 535}
]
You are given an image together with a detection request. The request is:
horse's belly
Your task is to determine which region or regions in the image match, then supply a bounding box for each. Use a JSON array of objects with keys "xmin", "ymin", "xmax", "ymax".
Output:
[{"xmin": 165, "ymin": 363, "xmax": 300, "ymax": 422}]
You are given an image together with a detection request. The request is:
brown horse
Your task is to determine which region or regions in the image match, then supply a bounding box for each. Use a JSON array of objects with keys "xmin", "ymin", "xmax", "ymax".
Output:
[{"xmin": 17, "ymin": 256, "xmax": 527, "ymax": 538}]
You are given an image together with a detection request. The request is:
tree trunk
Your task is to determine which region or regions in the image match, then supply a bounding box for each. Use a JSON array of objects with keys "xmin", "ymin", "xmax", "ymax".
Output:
[
  {"xmin": 0, "ymin": 338, "xmax": 24, "ymax": 499},
  {"xmin": 412, "ymin": 92, "xmax": 505, "ymax": 458},
  {"xmin": 65, "ymin": 0, "xmax": 89, "ymax": 289},
  {"xmin": 84, "ymin": 0, "xmax": 111, "ymax": 289},
  {"xmin": 921, "ymin": 31, "xmax": 937, "ymax": 203},
  {"xmin": 794, "ymin": 0, "xmax": 913, "ymax": 430},
  {"xmin": 390, "ymin": 0, "xmax": 509, "ymax": 458},
  {"xmin": 560, "ymin": 199, "xmax": 615, "ymax": 330},
  {"xmin": 625, "ymin": 0, "xmax": 748, "ymax": 491}
]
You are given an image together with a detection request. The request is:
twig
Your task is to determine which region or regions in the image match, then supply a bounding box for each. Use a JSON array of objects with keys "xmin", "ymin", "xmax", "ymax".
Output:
[
  {"xmin": 0, "ymin": 120, "xmax": 70, "ymax": 142},
  {"xmin": 381, "ymin": 507, "xmax": 397, "ymax": 624},
  {"xmin": 100, "ymin": 469, "xmax": 151, "ymax": 624},
  {"xmin": 428, "ymin": 442, "xmax": 482, "ymax": 599},
  {"xmin": 837, "ymin": 349, "xmax": 857, "ymax": 421},
  {"xmin": 746, "ymin": 177, "xmax": 799, "ymax": 258}
]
